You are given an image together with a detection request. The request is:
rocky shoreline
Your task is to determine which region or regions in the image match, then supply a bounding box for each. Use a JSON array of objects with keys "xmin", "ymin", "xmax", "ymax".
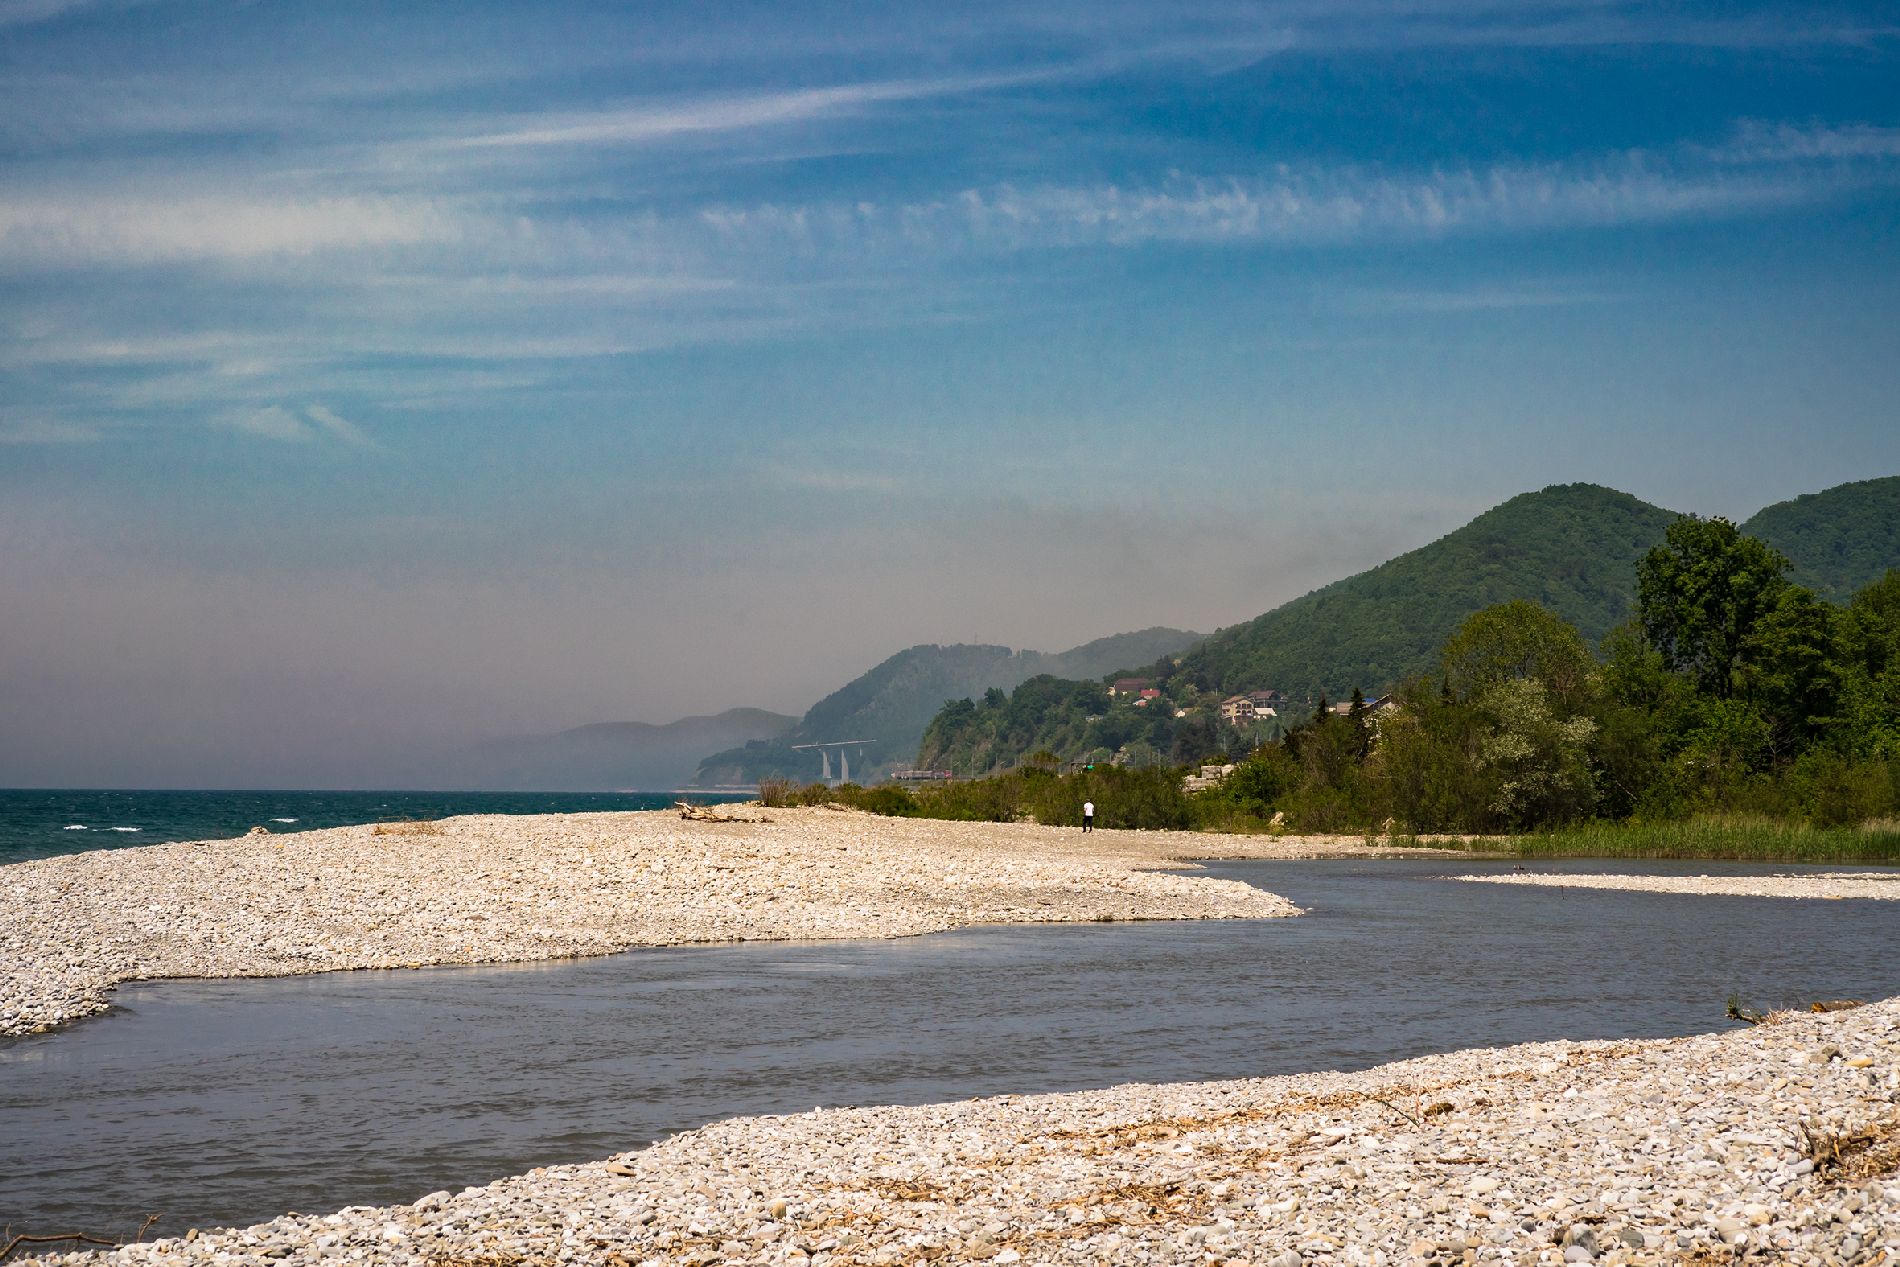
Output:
[
  {"xmin": 17, "ymin": 997, "xmax": 1897, "ymax": 1266},
  {"xmin": 1459, "ymin": 871, "xmax": 1900, "ymax": 901},
  {"xmin": 2, "ymin": 808, "xmax": 1398, "ymax": 1040}
]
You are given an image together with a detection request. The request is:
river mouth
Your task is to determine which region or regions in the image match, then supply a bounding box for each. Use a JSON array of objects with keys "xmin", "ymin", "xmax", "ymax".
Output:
[{"xmin": 3, "ymin": 857, "xmax": 1895, "ymax": 1239}]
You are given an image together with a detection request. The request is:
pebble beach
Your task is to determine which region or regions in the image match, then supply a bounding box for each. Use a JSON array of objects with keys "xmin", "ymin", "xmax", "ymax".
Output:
[
  {"xmin": 0, "ymin": 808, "xmax": 1383, "ymax": 1040},
  {"xmin": 17, "ymin": 997, "xmax": 1898, "ymax": 1266},
  {"xmin": 9, "ymin": 811, "xmax": 1897, "ymax": 1266}
]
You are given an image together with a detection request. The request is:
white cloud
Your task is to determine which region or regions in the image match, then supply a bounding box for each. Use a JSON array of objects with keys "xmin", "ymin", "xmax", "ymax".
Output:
[
  {"xmin": 4, "ymin": 107, "xmax": 1895, "ymax": 441},
  {"xmin": 441, "ymin": 70, "xmax": 1050, "ymax": 152},
  {"xmin": 216, "ymin": 403, "xmax": 376, "ymax": 447},
  {"xmin": 1716, "ymin": 121, "xmax": 1900, "ymax": 165},
  {"xmin": 690, "ymin": 151, "xmax": 1854, "ymax": 260},
  {"xmin": 219, "ymin": 405, "xmax": 313, "ymax": 443},
  {"xmin": 305, "ymin": 405, "xmax": 378, "ymax": 449},
  {"xmin": 0, "ymin": 194, "xmax": 460, "ymax": 265}
]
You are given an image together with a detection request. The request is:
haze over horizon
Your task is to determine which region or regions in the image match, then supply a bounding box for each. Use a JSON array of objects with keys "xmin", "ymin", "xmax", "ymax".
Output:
[{"xmin": 4, "ymin": 1, "xmax": 1898, "ymax": 788}]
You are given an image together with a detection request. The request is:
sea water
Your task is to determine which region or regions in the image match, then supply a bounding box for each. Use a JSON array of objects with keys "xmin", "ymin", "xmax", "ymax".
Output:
[{"xmin": 0, "ymin": 789, "xmax": 745, "ymax": 863}]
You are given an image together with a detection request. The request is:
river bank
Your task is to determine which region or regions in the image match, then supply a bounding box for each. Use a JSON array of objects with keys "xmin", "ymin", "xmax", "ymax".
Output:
[
  {"xmin": 18, "ymin": 995, "xmax": 1896, "ymax": 1265},
  {"xmin": 2, "ymin": 808, "xmax": 1457, "ymax": 1039},
  {"xmin": 1460, "ymin": 871, "xmax": 1900, "ymax": 900}
]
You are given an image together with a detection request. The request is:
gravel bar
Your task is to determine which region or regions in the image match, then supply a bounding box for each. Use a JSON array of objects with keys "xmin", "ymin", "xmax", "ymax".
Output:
[
  {"xmin": 18, "ymin": 998, "xmax": 1899, "ymax": 1265},
  {"xmin": 1458, "ymin": 872, "xmax": 1900, "ymax": 901},
  {"xmin": 0, "ymin": 808, "xmax": 1394, "ymax": 1039}
]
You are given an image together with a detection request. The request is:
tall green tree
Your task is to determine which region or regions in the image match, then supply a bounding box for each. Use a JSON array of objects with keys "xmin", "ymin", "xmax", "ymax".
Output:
[
  {"xmin": 1737, "ymin": 585, "xmax": 1841, "ymax": 753},
  {"xmin": 1835, "ymin": 570, "xmax": 1900, "ymax": 760},
  {"xmin": 1474, "ymin": 678, "xmax": 1600, "ymax": 829},
  {"xmin": 1440, "ymin": 599, "xmax": 1598, "ymax": 715},
  {"xmin": 1635, "ymin": 516, "xmax": 1791, "ymax": 698}
]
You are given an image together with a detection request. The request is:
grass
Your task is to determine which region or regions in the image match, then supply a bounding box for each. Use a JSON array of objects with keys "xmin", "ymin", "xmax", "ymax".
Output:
[{"xmin": 1494, "ymin": 815, "xmax": 1900, "ymax": 864}]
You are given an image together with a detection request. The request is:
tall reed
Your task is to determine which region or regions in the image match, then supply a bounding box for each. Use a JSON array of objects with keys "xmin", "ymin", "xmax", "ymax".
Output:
[{"xmin": 1501, "ymin": 815, "xmax": 1900, "ymax": 864}]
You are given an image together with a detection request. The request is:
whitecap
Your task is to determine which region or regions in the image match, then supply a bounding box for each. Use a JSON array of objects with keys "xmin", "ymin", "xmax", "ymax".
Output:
[
  {"xmin": 64, "ymin": 824, "xmax": 89, "ymax": 831},
  {"xmin": 108, "ymin": 826, "xmax": 142, "ymax": 832},
  {"xmin": 270, "ymin": 817, "xmax": 298, "ymax": 823}
]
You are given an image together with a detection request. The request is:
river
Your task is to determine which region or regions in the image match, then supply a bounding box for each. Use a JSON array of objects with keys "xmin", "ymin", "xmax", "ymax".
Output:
[{"xmin": 2, "ymin": 857, "xmax": 1893, "ymax": 1239}]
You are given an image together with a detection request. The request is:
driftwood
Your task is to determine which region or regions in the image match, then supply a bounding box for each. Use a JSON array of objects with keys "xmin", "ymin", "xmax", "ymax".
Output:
[
  {"xmin": 1, "ymin": 1214, "xmax": 160, "ymax": 1262},
  {"xmin": 1728, "ymin": 997, "xmax": 1866, "ymax": 1026},
  {"xmin": 1810, "ymin": 999, "xmax": 1867, "ymax": 1013},
  {"xmin": 0, "ymin": 1232, "xmax": 116, "ymax": 1262},
  {"xmin": 676, "ymin": 802, "xmax": 769, "ymax": 824}
]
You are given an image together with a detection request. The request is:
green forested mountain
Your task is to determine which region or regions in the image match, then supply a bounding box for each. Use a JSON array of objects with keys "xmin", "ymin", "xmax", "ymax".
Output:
[
  {"xmin": 1172, "ymin": 484, "xmax": 1681, "ymax": 700},
  {"xmin": 916, "ymin": 477, "xmax": 1900, "ymax": 778},
  {"xmin": 692, "ymin": 627, "xmax": 1199, "ymax": 784},
  {"xmin": 1741, "ymin": 476, "xmax": 1900, "ymax": 603},
  {"xmin": 919, "ymin": 675, "xmax": 1130, "ymax": 776}
]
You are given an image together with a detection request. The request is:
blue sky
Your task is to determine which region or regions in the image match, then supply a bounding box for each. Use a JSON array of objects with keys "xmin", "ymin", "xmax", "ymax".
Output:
[{"xmin": 3, "ymin": 0, "xmax": 1898, "ymax": 785}]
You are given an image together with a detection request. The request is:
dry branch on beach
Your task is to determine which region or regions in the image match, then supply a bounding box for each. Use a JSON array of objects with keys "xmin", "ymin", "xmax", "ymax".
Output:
[{"xmin": 675, "ymin": 802, "xmax": 769, "ymax": 823}]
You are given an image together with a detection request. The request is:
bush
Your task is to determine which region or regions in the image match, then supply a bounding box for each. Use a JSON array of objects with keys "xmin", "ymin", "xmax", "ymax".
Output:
[
  {"xmin": 1786, "ymin": 751, "xmax": 1894, "ymax": 827},
  {"xmin": 831, "ymin": 784, "xmax": 923, "ymax": 817},
  {"xmin": 902, "ymin": 765, "xmax": 1193, "ymax": 830}
]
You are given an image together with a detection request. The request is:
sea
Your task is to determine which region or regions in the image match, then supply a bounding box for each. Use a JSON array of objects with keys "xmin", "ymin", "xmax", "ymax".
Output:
[{"xmin": 0, "ymin": 788, "xmax": 749, "ymax": 864}]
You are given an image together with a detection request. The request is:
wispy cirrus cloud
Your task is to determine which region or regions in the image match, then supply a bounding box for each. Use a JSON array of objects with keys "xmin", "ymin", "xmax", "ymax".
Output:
[
  {"xmin": 0, "ymin": 193, "xmax": 460, "ymax": 266},
  {"xmin": 1715, "ymin": 121, "xmax": 1900, "ymax": 164},
  {"xmin": 216, "ymin": 404, "xmax": 379, "ymax": 448},
  {"xmin": 441, "ymin": 70, "xmax": 1054, "ymax": 152},
  {"xmin": 5, "ymin": 120, "xmax": 1893, "ymax": 412},
  {"xmin": 692, "ymin": 142, "xmax": 1879, "ymax": 260}
]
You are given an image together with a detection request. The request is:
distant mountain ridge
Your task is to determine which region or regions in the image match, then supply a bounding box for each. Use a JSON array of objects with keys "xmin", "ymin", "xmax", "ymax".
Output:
[
  {"xmin": 693, "ymin": 627, "xmax": 1202, "ymax": 785},
  {"xmin": 432, "ymin": 476, "xmax": 1898, "ymax": 790},
  {"xmin": 445, "ymin": 708, "xmax": 797, "ymax": 791}
]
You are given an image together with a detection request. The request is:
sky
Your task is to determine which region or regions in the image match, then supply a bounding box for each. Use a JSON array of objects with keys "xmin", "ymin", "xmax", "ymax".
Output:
[{"xmin": 3, "ymin": 0, "xmax": 1898, "ymax": 787}]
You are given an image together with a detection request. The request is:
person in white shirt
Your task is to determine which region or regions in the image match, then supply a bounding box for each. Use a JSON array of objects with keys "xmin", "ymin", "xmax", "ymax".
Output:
[{"xmin": 1082, "ymin": 800, "xmax": 1095, "ymax": 832}]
